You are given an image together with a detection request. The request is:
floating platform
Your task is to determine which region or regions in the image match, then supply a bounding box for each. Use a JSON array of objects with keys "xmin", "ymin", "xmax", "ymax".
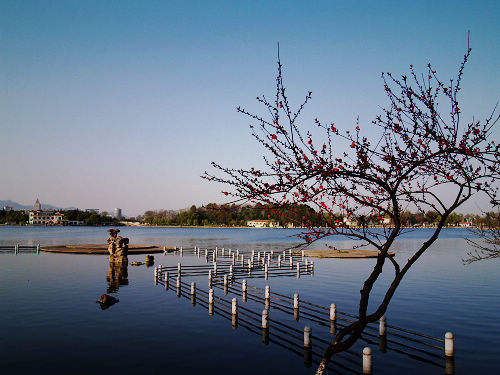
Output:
[
  {"xmin": 297, "ymin": 249, "xmax": 395, "ymax": 258},
  {"xmin": 40, "ymin": 244, "xmax": 176, "ymax": 255}
]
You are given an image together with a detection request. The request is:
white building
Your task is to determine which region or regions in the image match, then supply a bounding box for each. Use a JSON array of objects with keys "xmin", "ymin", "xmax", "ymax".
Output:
[
  {"xmin": 247, "ymin": 219, "xmax": 279, "ymax": 228},
  {"xmin": 28, "ymin": 198, "xmax": 64, "ymax": 225},
  {"xmin": 29, "ymin": 210, "xmax": 64, "ymax": 225},
  {"xmin": 114, "ymin": 208, "xmax": 122, "ymax": 219},
  {"xmin": 343, "ymin": 217, "xmax": 359, "ymax": 227}
]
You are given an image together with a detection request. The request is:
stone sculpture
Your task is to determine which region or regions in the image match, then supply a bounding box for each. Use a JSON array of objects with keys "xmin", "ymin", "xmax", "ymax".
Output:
[{"xmin": 107, "ymin": 228, "xmax": 129, "ymax": 263}]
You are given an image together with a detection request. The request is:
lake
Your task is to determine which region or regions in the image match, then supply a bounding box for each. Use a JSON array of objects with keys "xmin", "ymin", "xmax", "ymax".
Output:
[{"xmin": 0, "ymin": 226, "xmax": 498, "ymax": 374}]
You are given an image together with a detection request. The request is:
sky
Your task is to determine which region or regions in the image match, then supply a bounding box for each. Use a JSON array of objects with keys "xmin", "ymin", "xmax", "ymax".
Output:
[{"xmin": 1, "ymin": 0, "xmax": 499, "ymax": 217}]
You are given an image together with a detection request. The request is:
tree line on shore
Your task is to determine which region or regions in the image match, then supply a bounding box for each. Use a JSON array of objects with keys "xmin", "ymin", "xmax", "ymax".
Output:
[
  {"xmin": 0, "ymin": 209, "xmax": 121, "ymax": 225},
  {"xmin": 1, "ymin": 205, "xmax": 497, "ymax": 228},
  {"xmin": 62, "ymin": 209, "xmax": 121, "ymax": 225},
  {"xmin": 142, "ymin": 203, "xmax": 499, "ymax": 228}
]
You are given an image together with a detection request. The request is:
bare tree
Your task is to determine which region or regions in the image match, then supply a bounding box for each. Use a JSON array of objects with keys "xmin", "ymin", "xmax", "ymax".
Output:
[
  {"xmin": 464, "ymin": 211, "xmax": 500, "ymax": 264},
  {"xmin": 204, "ymin": 46, "xmax": 500, "ymax": 373}
]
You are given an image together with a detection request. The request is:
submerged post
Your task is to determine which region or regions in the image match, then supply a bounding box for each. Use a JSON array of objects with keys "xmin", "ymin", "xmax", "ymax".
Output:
[
  {"xmin": 209, "ymin": 288, "xmax": 214, "ymax": 316},
  {"xmin": 294, "ymin": 293, "xmax": 300, "ymax": 309},
  {"xmin": 191, "ymin": 281, "xmax": 196, "ymax": 296},
  {"xmin": 164, "ymin": 271, "xmax": 169, "ymax": 289},
  {"xmin": 208, "ymin": 288, "xmax": 214, "ymax": 304},
  {"xmin": 262, "ymin": 309, "xmax": 269, "ymax": 329},
  {"xmin": 262, "ymin": 309, "xmax": 269, "ymax": 345},
  {"xmin": 445, "ymin": 332, "xmax": 454, "ymax": 357},
  {"xmin": 208, "ymin": 270, "xmax": 212, "ymax": 288},
  {"xmin": 363, "ymin": 347, "xmax": 372, "ymax": 374},
  {"xmin": 303, "ymin": 326, "xmax": 312, "ymax": 367},
  {"xmin": 330, "ymin": 303, "xmax": 336, "ymax": 321},
  {"xmin": 304, "ymin": 326, "xmax": 311, "ymax": 347},
  {"xmin": 379, "ymin": 316, "xmax": 386, "ymax": 336},
  {"xmin": 232, "ymin": 298, "xmax": 238, "ymax": 315},
  {"xmin": 242, "ymin": 279, "xmax": 247, "ymax": 302}
]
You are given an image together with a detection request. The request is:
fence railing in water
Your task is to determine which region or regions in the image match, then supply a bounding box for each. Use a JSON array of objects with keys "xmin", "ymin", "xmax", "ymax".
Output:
[
  {"xmin": 154, "ymin": 246, "xmax": 455, "ymax": 375},
  {"xmin": 0, "ymin": 244, "xmax": 40, "ymax": 254}
]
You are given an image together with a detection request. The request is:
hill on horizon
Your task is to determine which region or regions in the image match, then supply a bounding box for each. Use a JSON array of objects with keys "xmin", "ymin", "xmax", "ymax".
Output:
[{"xmin": 0, "ymin": 199, "xmax": 77, "ymax": 211}]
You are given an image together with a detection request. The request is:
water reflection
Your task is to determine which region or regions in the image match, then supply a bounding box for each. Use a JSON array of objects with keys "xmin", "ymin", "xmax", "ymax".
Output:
[
  {"xmin": 106, "ymin": 257, "xmax": 129, "ymax": 293},
  {"xmin": 96, "ymin": 293, "xmax": 120, "ymax": 310},
  {"xmin": 96, "ymin": 256, "xmax": 129, "ymax": 310}
]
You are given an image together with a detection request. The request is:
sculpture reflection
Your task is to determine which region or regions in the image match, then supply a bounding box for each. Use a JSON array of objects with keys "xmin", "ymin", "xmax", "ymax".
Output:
[
  {"xmin": 97, "ymin": 229, "xmax": 130, "ymax": 310},
  {"xmin": 106, "ymin": 260, "xmax": 129, "ymax": 293}
]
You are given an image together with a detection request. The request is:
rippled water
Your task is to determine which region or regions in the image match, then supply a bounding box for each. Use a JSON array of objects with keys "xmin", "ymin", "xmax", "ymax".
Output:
[{"xmin": 0, "ymin": 226, "xmax": 498, "ymax": 374}]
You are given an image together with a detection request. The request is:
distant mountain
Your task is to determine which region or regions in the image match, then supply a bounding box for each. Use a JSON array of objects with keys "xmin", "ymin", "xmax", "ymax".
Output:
[{"xmin": 0, "ymin": 200, "xmax": 77, "ymax": 211}]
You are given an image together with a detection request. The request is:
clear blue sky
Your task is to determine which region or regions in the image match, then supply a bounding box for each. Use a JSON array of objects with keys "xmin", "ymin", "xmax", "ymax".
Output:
[{"xmin": 1, "ymin": 0, "xmax": 499, "ymax": 216}]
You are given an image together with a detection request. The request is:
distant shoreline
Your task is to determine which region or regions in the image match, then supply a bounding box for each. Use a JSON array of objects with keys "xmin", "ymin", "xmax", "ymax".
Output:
[{"xmin": 0, "ymin": 223, "xmax": 482, "ymax": 229}]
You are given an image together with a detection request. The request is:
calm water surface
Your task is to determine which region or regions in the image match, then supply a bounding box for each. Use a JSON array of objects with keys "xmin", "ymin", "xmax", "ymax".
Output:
[{"xmin": 0, "ymin": 226, "xmax": 498, "ymax": 374}]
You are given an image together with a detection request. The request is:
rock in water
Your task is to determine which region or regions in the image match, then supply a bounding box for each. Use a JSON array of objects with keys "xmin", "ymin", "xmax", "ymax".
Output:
[{"xmin": 97, "ymin": 294, "xmax": 119, "ymax": 310}]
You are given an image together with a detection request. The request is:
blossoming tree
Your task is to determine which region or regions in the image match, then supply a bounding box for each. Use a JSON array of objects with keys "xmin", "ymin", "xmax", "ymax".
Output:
[{"xmin": 204, "ymin": 47, "xmax": 500, "ymax": 372}]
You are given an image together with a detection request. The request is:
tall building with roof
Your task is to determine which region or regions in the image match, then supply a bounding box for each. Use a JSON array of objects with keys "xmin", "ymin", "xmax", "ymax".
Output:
[{"xmin": 29, "ymin": 198, "xmax": 64, "ymax": 225}]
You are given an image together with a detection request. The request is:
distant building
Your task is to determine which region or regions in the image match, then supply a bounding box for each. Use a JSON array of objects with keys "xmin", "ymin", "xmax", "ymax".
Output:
[
  {"xmin": 343, "ymin": 217, "xmax": 359, "ymax": 227},
  {"xmin": 114, "ymin": 208, "xmax": 122, "ymax": 219},
  {"xmin": 85, "ymin": 209, "xmax": 99, "ymax": 213},
  {"xmin": 66, "ymin": 220, "xmax": 85, "ymax": 226},
  {"xmin": 247, "ymin": 219, "xmax": 278, "ymax": 228},
  {"xmin": 29, "ymin": 198, "xmax": 64, "ymax": 225},
  {"xmin": 29, "ymin": 210, "xmax": 64, "ymax": 225},
  {"xmin": 34, "ymin": 198, "xmax": 41, "ymax": 211},
  {"xmin": 459, "ymin": 221, "xmax": 473, "ymax": 228},
  {"xmin": 3, "ymin": 206, "xmax": 13, "ymax": 211}
]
